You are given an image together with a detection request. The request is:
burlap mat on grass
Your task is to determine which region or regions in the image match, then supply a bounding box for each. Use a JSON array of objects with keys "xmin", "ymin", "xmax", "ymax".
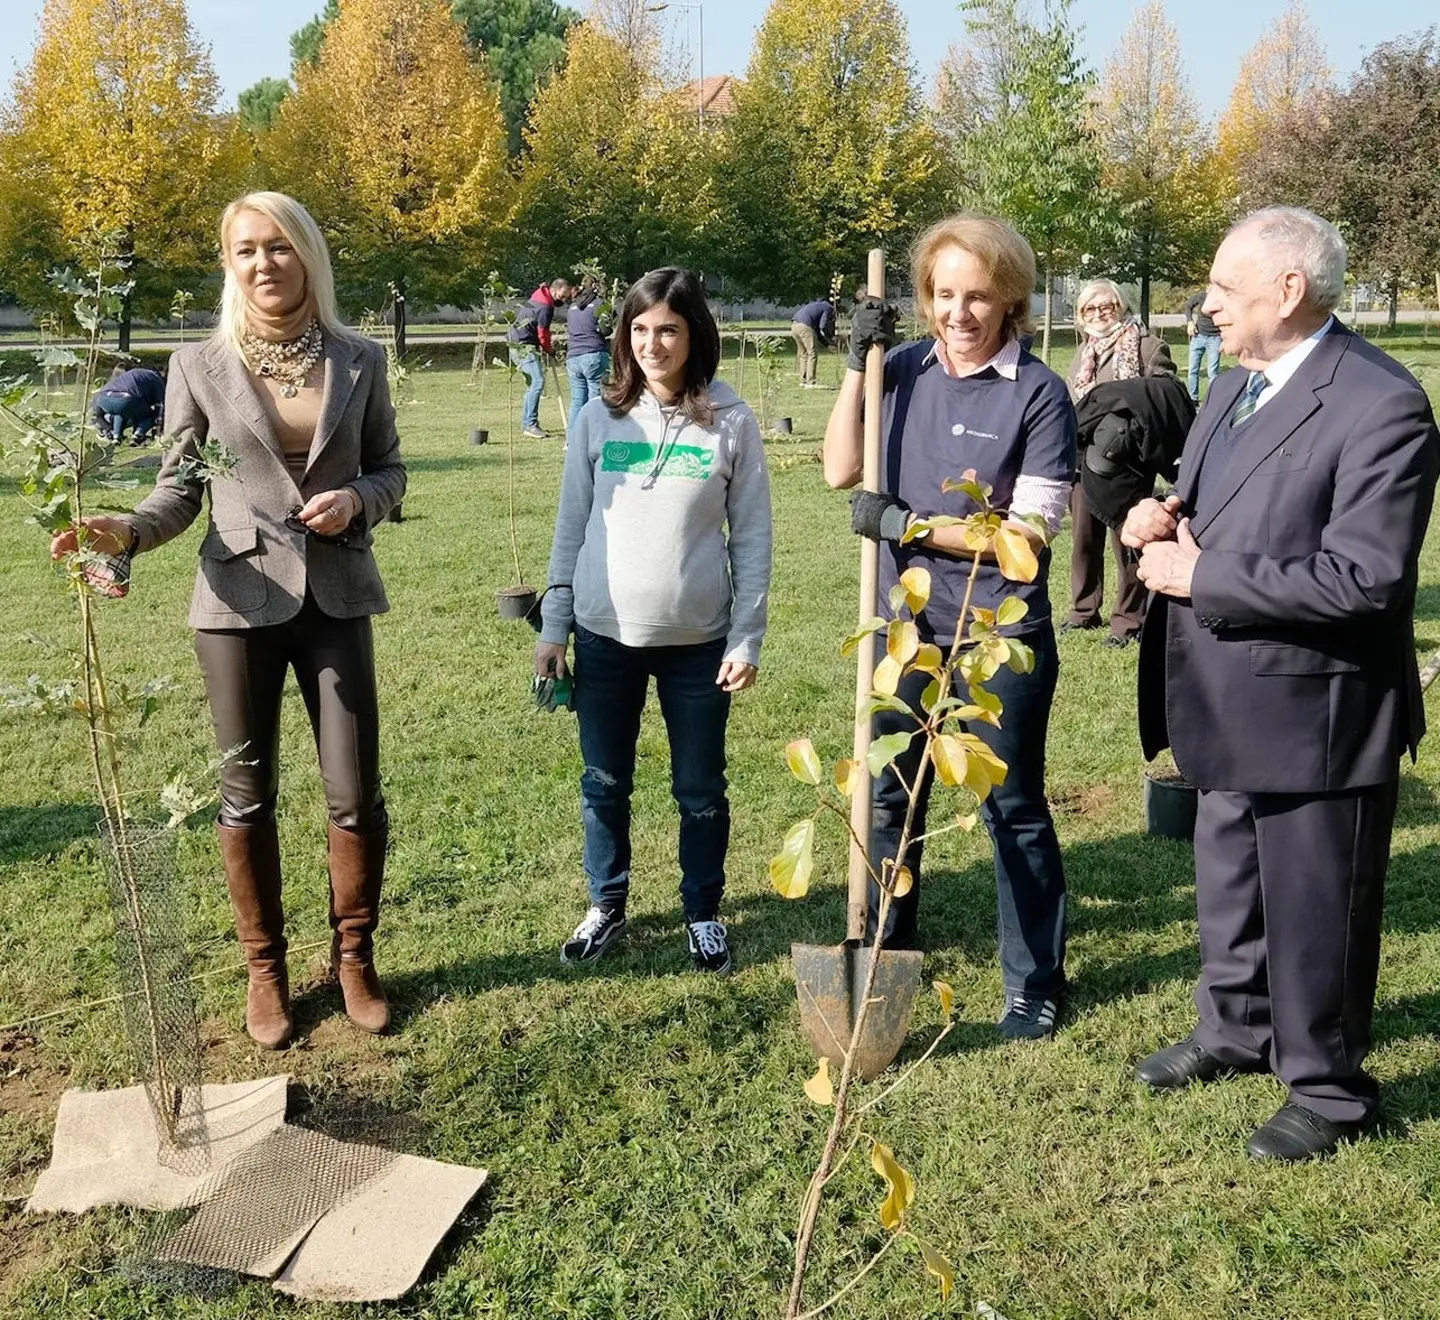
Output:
[{"xmin": 27, "ymin": 1077, "xmax": 488, "ymax": 1302}]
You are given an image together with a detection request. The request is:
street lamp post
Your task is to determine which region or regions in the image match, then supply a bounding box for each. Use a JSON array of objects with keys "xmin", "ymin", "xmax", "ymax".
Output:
[{"xmin": 647, "ymin": 2, "xmax": 704, "ymax": 129}]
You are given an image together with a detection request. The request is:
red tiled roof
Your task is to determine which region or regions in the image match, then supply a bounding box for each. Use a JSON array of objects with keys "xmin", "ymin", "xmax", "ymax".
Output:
[{"xmin": 681, "ymin": 73, "xmax": 740, "ymax": 118}]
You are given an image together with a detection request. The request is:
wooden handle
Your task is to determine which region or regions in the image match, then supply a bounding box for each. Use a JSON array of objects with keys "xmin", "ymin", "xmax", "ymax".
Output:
[
  {"xmin": 1420, "ymin": 647, "xmax": 1440, "ymax": 695},
  {"xmin": 846, "ymin": 248, "xmax": 886, "ymax": 942}
]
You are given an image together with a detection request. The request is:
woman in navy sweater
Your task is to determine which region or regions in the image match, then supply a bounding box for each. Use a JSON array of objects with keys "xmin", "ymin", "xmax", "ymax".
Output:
[
  {"xmin": 565, "ymin": 277, "xmax": 612, "ymax": 433},
  {"xmin": 822, "ymin": 213, "xmax": 1076, "ymax": 1040}
]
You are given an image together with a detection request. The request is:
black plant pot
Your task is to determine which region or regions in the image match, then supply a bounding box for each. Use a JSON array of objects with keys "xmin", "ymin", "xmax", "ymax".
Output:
[
  {"xmin": 1144, "ymin": 772, "xmax": 1197, "ymax": 841},
  {"xmin": 386, "ymin": 504, "xmax": 403, "ymax": 524},
  {"xmin": 774, "ymin": 417, "xmax": 794, "ymax": 435},
  {"xmin": 471, "ymin": 428, "xmax": 489, "ymax": 445},
  {"xmin": 497, "ymin": 586, "xmax": 537, "ymax": 620}
]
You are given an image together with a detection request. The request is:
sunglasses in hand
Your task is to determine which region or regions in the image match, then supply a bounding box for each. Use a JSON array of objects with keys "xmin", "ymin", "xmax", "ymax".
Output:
[{"xmin": 284, "ymin": 505, "xmax": 352, "ymax": 547}]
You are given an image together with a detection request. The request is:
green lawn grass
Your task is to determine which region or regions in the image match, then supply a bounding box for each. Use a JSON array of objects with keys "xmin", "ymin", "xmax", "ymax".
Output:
[{"xmin": 2, "ymin": 338, "xmax": 1440, "ymax": 1317}]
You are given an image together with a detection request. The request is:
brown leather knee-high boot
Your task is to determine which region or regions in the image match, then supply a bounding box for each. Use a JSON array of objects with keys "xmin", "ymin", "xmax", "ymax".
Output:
[
  {"xmin": 217, "ymin": 820, "xmax": 292, "ymax": 1050},
  {"xmin": 327, "ymin": 821, "xmax": 391, "ymax": 1034}
]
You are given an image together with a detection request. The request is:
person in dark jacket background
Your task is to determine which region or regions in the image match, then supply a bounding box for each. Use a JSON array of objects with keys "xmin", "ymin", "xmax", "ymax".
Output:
[
  {"xmin": 90, "ymin": 365, "xmax": 166, "ymax": 442},
  {"xmin": 509, "ymin": 277, "xmax": 573, "ymax": 438},
  {"xmin": 1063, "ymin": 278, "xmax": 1178, "ymax": 648},
  {"xmin": 790, "ymin": 297, "xmax": 836, "ymax": 386},
  {"xmin": 565, "ymin": 277, "xmax": 612, "ymax": 433}
]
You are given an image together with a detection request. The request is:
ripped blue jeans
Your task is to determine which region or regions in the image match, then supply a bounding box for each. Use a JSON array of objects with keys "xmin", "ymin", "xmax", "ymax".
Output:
[{"xmin": 572, "ymin": 624, "xmax": 731, "ymax": 921}]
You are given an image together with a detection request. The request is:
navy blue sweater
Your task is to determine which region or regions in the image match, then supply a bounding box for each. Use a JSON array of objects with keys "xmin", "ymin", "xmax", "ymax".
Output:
[
  {"xmin": 101, "ymin": 367, "xmax": 165, "ymax": 410},
  {"xmin": 879, "ymin": 341, "xmax": 1076, "ymax": 641},
  {"xmin": 566, "ymin": 293, "xmax": 610, "ymax": 359},
  {"xmin": 792, "ymin": 299, "xmax": 835, "ymax": 344}
]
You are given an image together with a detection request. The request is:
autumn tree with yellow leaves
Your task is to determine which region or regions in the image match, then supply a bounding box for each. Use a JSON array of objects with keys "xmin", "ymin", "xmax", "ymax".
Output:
[
  {"xmin": 263, "ymin": 0, "xmax": 511, "ymax": 355},
  {"xmin": 1215, "ymin": 1, "xmax": 1332, "ymax": 212},
  {"xmin": 717, "ymin": 0, "xmax": 943, "ymax": 299},
  {"xmin": 0, "ymin": 0, "xmax": 245, "ymax": 348},
  {"xmin": 1086, "ymin": 1, "xmax": 1227, "ymax": 320},
  {"xmin": 515, "ymin": 20, "xmax": 712, "ymax": 280}
]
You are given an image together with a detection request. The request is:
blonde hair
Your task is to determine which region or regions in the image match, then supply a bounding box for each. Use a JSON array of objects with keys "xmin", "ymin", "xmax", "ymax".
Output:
[
  {"xmin": 1076, "ymin": 278, "xmax": 1129, "ymax": 315},
  {"xmin": 216, "ymin": 191, "xmax": 354, "ymax": 356},
  {"xmin": 911, "ymin": 213, "xmax": 1036, "ymax": 341}
]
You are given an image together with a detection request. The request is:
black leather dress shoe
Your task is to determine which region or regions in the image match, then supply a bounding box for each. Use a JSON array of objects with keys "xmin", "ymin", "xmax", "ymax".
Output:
[
  {"xmin": 1246, "ymin": 1102, "xmax": 1368, "ymax": 1161},
  {"xmin": 1135, "ymin": 1036, "xmax": 1237, "ymax": 1089}
]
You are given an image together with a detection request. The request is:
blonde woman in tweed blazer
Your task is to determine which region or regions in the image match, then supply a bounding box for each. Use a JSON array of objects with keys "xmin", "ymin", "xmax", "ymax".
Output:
[{"xmin": 53, "ymin": 192, "xmax": 406, "ymax": 1050}]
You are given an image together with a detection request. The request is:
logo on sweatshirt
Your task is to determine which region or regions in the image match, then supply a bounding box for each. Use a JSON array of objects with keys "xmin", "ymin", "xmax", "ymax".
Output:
[{"xmin": 601, "ymin": 440, "xmax": 714, "ymax": 481}]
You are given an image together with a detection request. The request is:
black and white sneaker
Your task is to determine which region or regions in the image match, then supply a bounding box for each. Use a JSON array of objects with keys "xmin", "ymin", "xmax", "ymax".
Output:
[
  {"xmin": 560, "ymin": 905, "xmax": 627, "ymax": 965},
  {"xmin": 997, "ymin": 993, "xmax": 1059, "ymax": 1040},
  {"xmin": 685, "ymin": 920, "xmax": 733, "ymax": 975}
]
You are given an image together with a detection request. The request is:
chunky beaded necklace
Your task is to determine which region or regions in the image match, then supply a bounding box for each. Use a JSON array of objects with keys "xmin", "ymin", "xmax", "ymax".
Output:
[{"xmin": 241, "ymin": 320, "xmax": 324, "ymax": 398}]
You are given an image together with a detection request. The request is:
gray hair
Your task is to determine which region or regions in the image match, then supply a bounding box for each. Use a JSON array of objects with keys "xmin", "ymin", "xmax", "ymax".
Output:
[
  {"xmin": 1231, "ymin": 206, "xmax": 1347, "ymax": 315},
  {"xmin": 1076, "ymin": 278, "xmax": 1128, "ymax": 314}
]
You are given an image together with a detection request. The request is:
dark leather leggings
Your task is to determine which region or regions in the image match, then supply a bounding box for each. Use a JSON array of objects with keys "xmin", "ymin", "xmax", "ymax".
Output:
[{"xmin": 194, "ymin": 594, "xmax": 386, "ymax": 831}]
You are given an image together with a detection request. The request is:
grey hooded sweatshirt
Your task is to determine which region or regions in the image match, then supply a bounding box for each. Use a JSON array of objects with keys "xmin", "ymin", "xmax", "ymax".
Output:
[{"xmin": 539, "ymin": 379, "xmax": 772, "ymax": 666}]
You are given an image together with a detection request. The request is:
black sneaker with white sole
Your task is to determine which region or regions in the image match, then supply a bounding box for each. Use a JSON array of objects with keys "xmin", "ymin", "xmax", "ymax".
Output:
[
  {"xmin": 997, "ymin": 992, "xmax": 1059, "ymax": 1040},
  {"xmin": 560, "ymin": 905, "xmax": 627, "ymax": 965},
  {"xmin": 685, "ymin": 920, "xmax": 733, "ymax": 975}
]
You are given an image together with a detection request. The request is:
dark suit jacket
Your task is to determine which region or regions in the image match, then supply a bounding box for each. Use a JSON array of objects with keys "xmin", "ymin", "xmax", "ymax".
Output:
[
  {"xmin": 121, "ymin": 333, "xmax": 407, "ymax": 628},
  {"xmin": 1138, "ymin": 323, "xmax": 1439, "ymax": 793}
]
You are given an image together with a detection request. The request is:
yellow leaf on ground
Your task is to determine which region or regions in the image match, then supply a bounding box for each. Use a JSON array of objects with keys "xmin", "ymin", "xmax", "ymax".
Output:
[
  {"xmin": 871, "ymin": 1142, "xmax": 915, "ymax": 1231},
  {"xmin": 934, "ymin": 979, "xmax": 955, "ymax": 1018},
  {"xmin": 803, "ymin": 1057, "xmax": 834, "ymax": 1106}
]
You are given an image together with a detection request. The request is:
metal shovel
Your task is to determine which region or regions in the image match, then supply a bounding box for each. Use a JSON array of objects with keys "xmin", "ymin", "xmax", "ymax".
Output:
[{"xmin": 791, "ymin": 248, "xmax": 924, "ymax": 1082}]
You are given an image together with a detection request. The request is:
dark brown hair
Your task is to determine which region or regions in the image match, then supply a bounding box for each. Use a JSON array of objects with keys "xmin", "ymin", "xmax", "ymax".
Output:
[{"xmin": 603, "ymin": 267, "xmax": 721, "ymax": 427}]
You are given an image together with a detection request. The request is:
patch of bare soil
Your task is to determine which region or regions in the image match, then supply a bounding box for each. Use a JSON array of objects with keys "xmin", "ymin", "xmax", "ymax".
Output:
[
  {"xmin": 0, "ymin": 1032, "xmax": 68, "ymax": 1133},
  {"xmin": 0, "ymin": 1031, "xmax": 73, "ymax": 1307},
  {"xmin": 1050, "ymin": 782, "xmax": 1119, "ymax": 817},
  {"xmin": 0, "ymin": 1203, "xmax": 63, "ymax": 1310}
]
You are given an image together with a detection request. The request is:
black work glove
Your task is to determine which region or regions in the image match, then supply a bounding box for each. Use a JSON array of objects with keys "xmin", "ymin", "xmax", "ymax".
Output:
[
  {"xmin": 849, "ymin": 490, "xmax": 911, "ymax": 543},
  {"xmin": 847, "ymin": 297, "xmax": 899, "ymax": 372}
]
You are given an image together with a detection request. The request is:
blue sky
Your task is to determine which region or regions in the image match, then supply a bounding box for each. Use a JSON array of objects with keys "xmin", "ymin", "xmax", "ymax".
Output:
[{"xmin": 0, "ymin": 0, "xmax": 1429, "ymax": 122}]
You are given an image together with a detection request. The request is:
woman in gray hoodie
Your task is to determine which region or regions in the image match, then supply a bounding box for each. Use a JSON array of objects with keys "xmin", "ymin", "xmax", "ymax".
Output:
[{"xmin": 535, "ymin": 268, "xmax": 773, "ymax": 975}]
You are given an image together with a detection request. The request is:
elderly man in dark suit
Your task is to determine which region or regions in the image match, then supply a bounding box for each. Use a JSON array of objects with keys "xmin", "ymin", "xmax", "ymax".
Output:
[{"xmin": 1122, "ymin": 206, "xmax": 1440, "ymax": 1161}]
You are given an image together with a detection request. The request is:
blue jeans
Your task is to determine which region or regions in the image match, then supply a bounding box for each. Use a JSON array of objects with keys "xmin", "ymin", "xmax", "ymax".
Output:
[
  {"xmin": 1187, "ymin": 334, "xmax": 1221, "ymax": 401},
  {"xmin": 572, "ymin": 625, "xmax": 732, "ymax": 921},
  {"xmin": 511, "ymin": 345, "xmax": 545, "ymax": 430},
  {"xmin": 566, "ymin": 351, "xmax": 610, "ymax": 432},
  {"xmin": 870, "ymin": 624, "xmax": 1066, "ymax": 996},
  {"xmin": 92, "ymin": 392, "xmax": 156, "ymax": 441}
]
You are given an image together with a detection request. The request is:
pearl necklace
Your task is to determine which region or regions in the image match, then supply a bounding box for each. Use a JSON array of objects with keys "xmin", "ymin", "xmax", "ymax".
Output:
[{"xmin": 241, "ymin": 320, "xmax": 324, "ymax": 398}]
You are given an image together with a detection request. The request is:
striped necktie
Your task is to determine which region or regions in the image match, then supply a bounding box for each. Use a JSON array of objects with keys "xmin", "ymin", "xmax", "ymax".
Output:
[{"xmin": 1231, "ymin": 371, "xmax": 1268, "ymax": 426}]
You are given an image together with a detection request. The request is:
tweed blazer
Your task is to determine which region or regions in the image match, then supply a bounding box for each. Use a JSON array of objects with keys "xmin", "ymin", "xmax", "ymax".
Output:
[{"xmin": 121, "ymin": 333, "xmax": 406, "ymax": 628}]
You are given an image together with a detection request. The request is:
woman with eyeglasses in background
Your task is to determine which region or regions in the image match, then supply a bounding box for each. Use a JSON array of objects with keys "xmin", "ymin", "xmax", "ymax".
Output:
[
  {"xmin": 51, "ymin": 191, "xmax": 406, "ymax": 1049},
  {"xmin": 1062, "ymin": 279, "xmax": 1179, "ymax": 649}
]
